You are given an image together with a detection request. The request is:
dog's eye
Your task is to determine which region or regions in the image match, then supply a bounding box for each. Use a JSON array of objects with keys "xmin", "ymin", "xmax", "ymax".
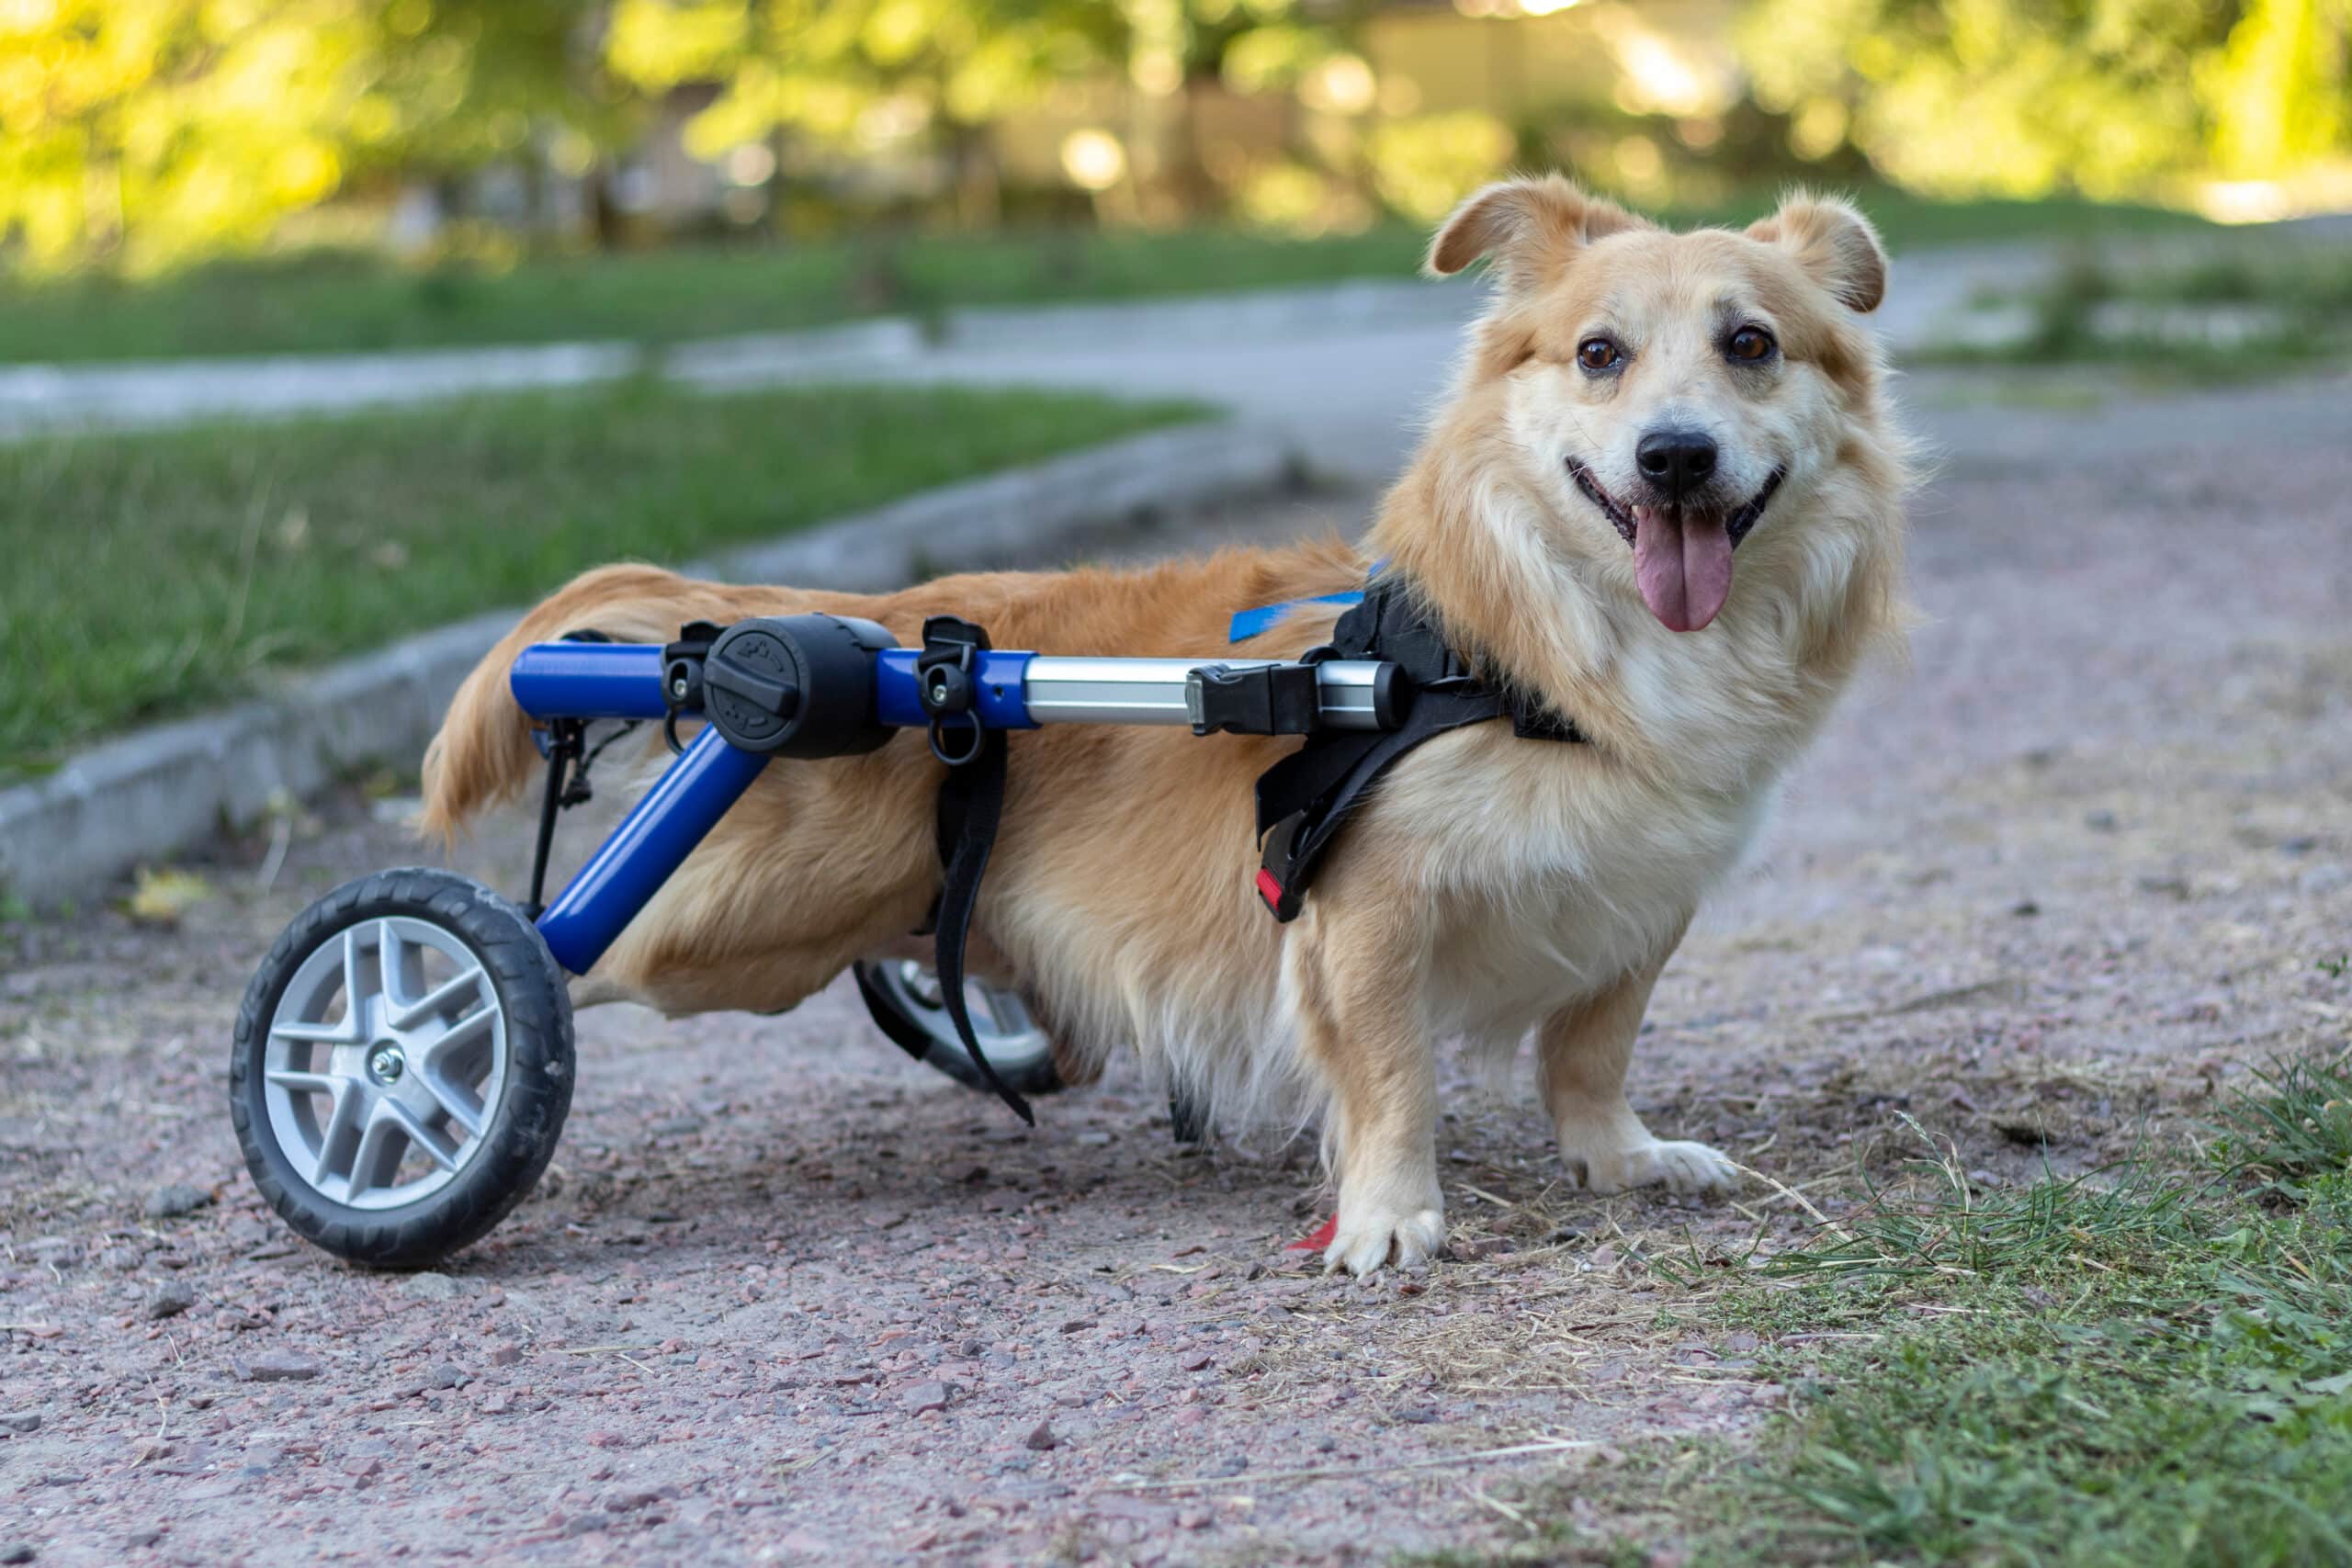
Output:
[
  {"xmin": 1576, "ymin": 337, "xmax": 1622, "ymax": 372},
  {"xmin": 1728, "ymin": 326, "xmax": 1777, "ymax": 362}
]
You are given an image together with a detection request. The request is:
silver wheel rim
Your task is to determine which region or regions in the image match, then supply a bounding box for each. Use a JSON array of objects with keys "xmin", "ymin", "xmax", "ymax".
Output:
[
  {"xmin": 867, "ymin": 960, "xmax": 1055, "ymax": 1078},
  {"xmin": 263, "ymin": 918, "xmax": 509, "ymax": 1212}
]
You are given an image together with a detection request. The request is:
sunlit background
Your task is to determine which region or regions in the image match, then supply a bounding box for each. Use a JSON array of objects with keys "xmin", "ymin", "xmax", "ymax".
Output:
[
  {"xmin": 5, "ymin": 0, "xmax": 2347, "ymax": 278},
  {"xmin": 4, "ymin": 0, "xmax": 2348, "ymax": 776}
]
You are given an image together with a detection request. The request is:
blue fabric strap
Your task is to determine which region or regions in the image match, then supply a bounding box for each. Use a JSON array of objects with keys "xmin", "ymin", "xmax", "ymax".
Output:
[{"xmin": 1227, "ymin": 591, "xmax": 1365, "ymax": 645}]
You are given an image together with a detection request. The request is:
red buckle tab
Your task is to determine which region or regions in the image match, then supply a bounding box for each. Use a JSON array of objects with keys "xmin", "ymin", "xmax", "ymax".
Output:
[{"xmin": 1255, "ymin": 868, "xmax": 1285, "ymax": 910}]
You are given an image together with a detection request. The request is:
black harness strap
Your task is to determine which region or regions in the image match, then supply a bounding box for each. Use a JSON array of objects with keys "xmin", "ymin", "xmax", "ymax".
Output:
[
  {"xmin": 920, "ymin": 616, "xmax": 1035, "ymax": 1126},
  {"xmin": 1252, "ymin": 576, "xmax": 1581, "ymax": 922}
]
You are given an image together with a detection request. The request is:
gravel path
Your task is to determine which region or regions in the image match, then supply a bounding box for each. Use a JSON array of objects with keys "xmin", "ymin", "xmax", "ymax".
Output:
[{"xmin": 3, "ymin": 370, "xmax": 2348, "ymax": 1566}]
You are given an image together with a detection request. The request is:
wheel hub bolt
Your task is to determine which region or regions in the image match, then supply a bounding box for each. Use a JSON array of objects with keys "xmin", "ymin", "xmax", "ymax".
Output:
[{"xmin": 368, "ymin": 1045, "xmax": 405, "ymax": 1084}]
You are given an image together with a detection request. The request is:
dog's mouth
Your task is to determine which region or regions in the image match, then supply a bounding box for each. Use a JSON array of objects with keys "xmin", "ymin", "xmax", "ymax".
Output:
[{"xmin": 1566, "ymin": 459, "xmax": 1785, "ymax": 634}]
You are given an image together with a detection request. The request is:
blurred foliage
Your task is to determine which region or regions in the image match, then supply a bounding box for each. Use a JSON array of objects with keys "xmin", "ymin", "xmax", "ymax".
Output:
[
  {"xmin": 1736, "ymin": 0, "xmax": 2351, "ymax": 199},
  {"xmin": 605, "ymin": 0, "xmax": 1369, "ymax": 223},
  {"xmin": 605, "ymin": 0, "xmax": 1111, "ymax": 170},
  {"xmin": 0, "ymin": 0, "xmax": 626, "ymax": 274},
  {"xmin": 0, "ymin": 0, "xmax": 2343, "ymax": 276}
]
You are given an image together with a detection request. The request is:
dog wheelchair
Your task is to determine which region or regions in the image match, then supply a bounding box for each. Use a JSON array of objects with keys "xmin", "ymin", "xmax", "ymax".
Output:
[{"xmin": 230, "ymin": 608, "xmax": 1426, "ymax": 1266}]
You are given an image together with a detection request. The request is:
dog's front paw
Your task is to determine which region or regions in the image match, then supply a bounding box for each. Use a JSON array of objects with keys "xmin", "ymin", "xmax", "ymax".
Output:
[
  {"xmin": 1322, "ymin": 1202, "xmax": 1446, "ymax": 1277},
  {"xmin": 1563, "ymin": 1137, "xmax": 1739, "ymax": 1197}
]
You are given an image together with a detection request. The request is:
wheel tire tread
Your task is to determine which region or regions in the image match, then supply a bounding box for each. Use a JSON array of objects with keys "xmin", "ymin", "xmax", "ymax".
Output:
[{"xmin": 232, "ymin": 867, "xmax": 573, "ymax": 1269}]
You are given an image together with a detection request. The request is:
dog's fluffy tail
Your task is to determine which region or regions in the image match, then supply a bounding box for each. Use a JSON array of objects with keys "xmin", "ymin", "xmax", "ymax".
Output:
[{"xmin": 421, "ymin": 564, "xmax": 722, "ymax": 840}]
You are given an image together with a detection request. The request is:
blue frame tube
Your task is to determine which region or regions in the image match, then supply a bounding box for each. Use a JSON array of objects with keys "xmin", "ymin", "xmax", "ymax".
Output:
[
  {"xmin": 511, "ymin": 643, "xmax": 672, "ymax": 721},
  {"xmin": 875, "ymin": 649, "xmax": 1035, "ymax": 730},
  {"xmin": 535, "ymin": 726, "xmax": 769, "ymax": 975}
]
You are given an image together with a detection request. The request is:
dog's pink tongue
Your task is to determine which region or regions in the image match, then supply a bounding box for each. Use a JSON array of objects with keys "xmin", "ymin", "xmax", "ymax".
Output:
[{"xmin": 1633, "ymin": 506, "xmax": 1734, "ymax": 632}]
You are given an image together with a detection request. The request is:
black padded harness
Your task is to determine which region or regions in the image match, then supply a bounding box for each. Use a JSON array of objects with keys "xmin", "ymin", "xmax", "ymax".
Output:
[{"xmin": 1250, "ymin": 574, "xmax": 1583, "ymax": 923}]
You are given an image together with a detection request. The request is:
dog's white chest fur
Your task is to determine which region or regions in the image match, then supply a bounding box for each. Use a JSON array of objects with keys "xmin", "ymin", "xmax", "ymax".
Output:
[
  {"xmin": 1369, "ymin": 594, "xmax": 1827, "ymax": 1048},
  {"xmin": 1390, "ymin": 738, "xmax": 1778, "ymax": 1044}
]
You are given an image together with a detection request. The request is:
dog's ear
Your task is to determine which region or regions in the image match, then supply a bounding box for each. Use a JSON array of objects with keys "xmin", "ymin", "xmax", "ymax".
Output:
[
  {"xmin": 1426, "ymin": 175, "xmax": 1644, "ymax": 288},
  {"xmin": 1747, "ymin": 192, "xmax": 1887, "ymax": 314}
]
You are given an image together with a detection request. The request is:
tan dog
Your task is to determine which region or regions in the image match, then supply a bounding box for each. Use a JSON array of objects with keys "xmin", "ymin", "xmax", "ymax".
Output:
[{"xmin": 424, "ymin": 176, "xmax": 1911, "ymax": 1276}]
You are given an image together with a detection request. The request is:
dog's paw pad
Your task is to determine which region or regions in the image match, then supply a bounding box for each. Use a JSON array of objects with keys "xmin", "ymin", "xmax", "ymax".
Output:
[{"xmin": 1322, "ymin": 1206, "xmax": 1445, "ymax": 1278}]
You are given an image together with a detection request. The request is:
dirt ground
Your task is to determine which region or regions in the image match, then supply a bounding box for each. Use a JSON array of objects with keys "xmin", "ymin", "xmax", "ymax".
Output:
[{"xmin": 4, "ymin": 368, "xmax": 2349, "ymax": 1566}]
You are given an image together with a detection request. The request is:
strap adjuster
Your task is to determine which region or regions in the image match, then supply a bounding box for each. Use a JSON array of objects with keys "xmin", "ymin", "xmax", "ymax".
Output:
[{"xmin": 917, "ymin": 615, "xmax": 991, "ymax": 767}]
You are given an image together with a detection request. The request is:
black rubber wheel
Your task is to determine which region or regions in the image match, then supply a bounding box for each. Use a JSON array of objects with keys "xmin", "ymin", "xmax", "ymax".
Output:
[
  {"xmin": 853, "ymin": 958, "xmax": 1064, "ymax": 1097},
  {"xmin": 230, "ymin": 868, "xmax": 573, "ymax": 1268}
]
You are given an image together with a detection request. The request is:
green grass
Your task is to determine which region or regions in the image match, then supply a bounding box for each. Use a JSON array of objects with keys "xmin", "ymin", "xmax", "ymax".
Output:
[
  {"xmin": 0, "ymin": 379, "xmax": 1203, "ymax": 773},
  {"xmin": 0, "ymin": 190, "xmax": 2211, "ymax": 366},
  {"xmin": 1464, "ymin": 1066, "xmax": 2352, "ymax": 1568},
  {"xmin": 1921, "ymin": 243, "xmax": 2352, "ymax": 384}
]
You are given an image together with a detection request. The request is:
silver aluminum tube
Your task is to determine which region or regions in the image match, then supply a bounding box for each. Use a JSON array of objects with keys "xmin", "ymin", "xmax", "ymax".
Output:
[{"xmin": 1022, "ymin": 657, "xmax": 1389, "ymax": 729}]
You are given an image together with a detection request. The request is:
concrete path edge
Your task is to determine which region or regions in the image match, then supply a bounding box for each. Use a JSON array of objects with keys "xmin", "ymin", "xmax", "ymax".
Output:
[{"xmin": 0, "ymin": 418, "xmax": 1297, "ymax": 907}]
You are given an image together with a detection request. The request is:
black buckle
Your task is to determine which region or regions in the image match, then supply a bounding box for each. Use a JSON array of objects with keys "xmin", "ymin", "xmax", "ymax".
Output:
[
  {"xmin": 1188, "ymin": 661, "xmax": 1322, "ymax": 737},
  {"xmin": 918, "ymin": 615, "xmax": 991, "ymax": 766}
]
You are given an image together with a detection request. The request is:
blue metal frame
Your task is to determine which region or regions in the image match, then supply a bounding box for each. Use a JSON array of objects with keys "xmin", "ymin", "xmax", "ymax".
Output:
[
  {"xmin": 510, "ymin": 639, "xmax": 1039, "ymax": 977},
  {"xmin": 533, "ymin": 726, "xmax": 773, "ymax": 974},
  {"xmin": 875, "ymin": 649, "xmax": 1035, "ymax": 731},
  {"xmin": 511, "ymin": 643, "xmax": 672, "ymax": 721}
]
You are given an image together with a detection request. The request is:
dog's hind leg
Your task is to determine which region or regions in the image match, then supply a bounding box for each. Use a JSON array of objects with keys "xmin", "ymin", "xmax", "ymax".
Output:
[
  {"xmin": 1290, "ymin": 896, "xmax": 1446, "ymax": 1277},
  {"xmin": 1538, "ymin": 943, "xmax": 1736, "ymax": 1197}
]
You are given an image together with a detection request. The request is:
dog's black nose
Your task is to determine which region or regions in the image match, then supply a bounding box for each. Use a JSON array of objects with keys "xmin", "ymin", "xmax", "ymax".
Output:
[{"xmin": 1636, "ymin": 429, "xmax": 1718, "ymax": 500}]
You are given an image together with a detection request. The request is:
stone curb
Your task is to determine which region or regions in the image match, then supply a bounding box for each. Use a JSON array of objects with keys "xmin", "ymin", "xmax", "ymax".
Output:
[{"xmin": 0, "ymin": 419, "xmax": 1297, "ymax": 906}]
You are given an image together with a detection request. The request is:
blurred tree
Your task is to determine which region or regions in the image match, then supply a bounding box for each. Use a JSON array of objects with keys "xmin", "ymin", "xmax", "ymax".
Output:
[
  {"xmin": 0, "ymin": 0, "xmax": 627, "ymax": 274},
  {"xmin": 1735, "ymin": 0, "xmax": 2351, "ymax": 199},
  {"xmin": 607, "ymin": 0, "xmax": 1116, "ymax": 227},
  {"xmin": 604, "ymin": 0, "xmax": 1372, "ymax": 226}
]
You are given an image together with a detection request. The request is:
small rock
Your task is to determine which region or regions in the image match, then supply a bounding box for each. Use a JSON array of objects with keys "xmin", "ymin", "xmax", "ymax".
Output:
[
  {"xmin": 1206, "ymin": 1454, "xmax": 1247, "ymax": 1477},
  {"xmin": 2083, "ymin": 809, "xmax": 2119, "ymax": 832},
  {"xmin": 144, "ymin": 1282, "xmax": 196, "ymax": 1321},
  {"xmin": 237, "ymin": 1354, "xmax": 322, "ymax": 1383},
  {"xmin": 1394, "ymin": 1405, "xmax": 1439, "ymax": 1424},
  {"xmin": 0, "ymin": 1544, "xmax": 32, "ymax": 1564},
  {"xmin": 604, "ymin": 1487, "xmax": 663, "ymax": 1513},
  {"xmin": 900, "ymin": 1381, "xmax": 951, "ymax": 1415},
  {"xmin": 125, "ymin": 1529, "xmax": 164, "ymax": 1550},
  {"xmin": 488, "ymin": 1344, "xmax": 523, "ymax": 1367},
  {"xmin": 2009, "ymin": 898, "xmax": 2041, "ymax": 918},
  {"xmin": 0, "ymin": 1413, "xmax": 40, "ymax": 1436},
  {"xmin": 429, "ymin": 1363, "xmax": 469, "ymax": 1390},
  {"xmin": 400, "ymin": 1272, "xmax": 459, "ymax": 1302},
  {"xmin": 562, "ymin": 1512, "xmax": 614, "ymax": 1538},
  {"xmin": 144, "ymin": 1184, "xmax": 211, "ymax": 1220},
  {"xmin": 1057, "ymin": 1318, "xmax": 1096, "ymax": 1335},
  {"xmin": 1023, "ymin": 1421, "xmax": 1057, "ymax": 1451},
  {"xmin": 1179, "ymin": 1352, "xmax": 1213, "ymax": 1372},
  {"xmin": 341, "ymin": 1455, "xmax": 382, "ymax": 1481}
]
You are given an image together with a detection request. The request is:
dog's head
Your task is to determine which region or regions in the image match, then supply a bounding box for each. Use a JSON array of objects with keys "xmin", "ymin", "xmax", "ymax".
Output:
[{"xmin": 1427, "ymin": 175, "xmax": 1890, "ymax": 634}]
